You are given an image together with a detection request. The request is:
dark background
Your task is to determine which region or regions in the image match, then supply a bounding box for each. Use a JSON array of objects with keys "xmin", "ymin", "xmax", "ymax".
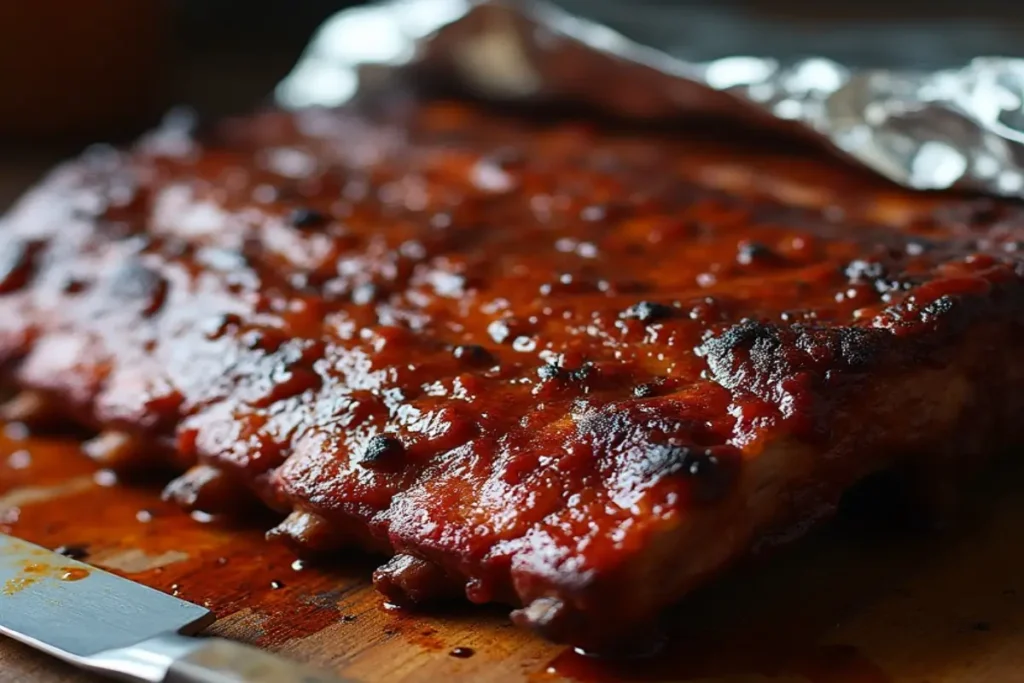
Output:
[
  {"xmin": 1, "ymin": 0, "xmax": 1023, "ymax": 204},
  {"xmin": 5, "ymin": 1, "xmax": 1024, "ymax": 137},
  {"xmin": 178, "ymin": 0, "xmax": 1024, "ymax": 116}
]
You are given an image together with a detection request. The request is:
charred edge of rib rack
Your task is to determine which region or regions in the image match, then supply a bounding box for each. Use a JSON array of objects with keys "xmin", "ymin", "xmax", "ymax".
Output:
[
  {"xmin": 699, "ymin": 319, "xmax": 885, "ymax": 393},
  {"xmin": 645, "ymin": 444, "xmax": 739, "ymax": 504},
  {"xmin": 701, "ymin": 319, "xmax": 782, "ymax": 368},
  {"xmin": 880, "ymin": 290, "xmax": 979, "ymax": 332},
  {"xmin": 833, "ymin": 326, "xmax": 884, "ymax": 368}
]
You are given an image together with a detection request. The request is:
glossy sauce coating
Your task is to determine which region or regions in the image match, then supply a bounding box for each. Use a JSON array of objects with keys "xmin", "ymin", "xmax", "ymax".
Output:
[{"xmin": 0, "ymin": 101, "xmax": 1023, "ymax": 646}]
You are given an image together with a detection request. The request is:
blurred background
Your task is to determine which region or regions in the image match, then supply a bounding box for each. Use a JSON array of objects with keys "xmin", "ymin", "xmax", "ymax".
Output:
[
  {"xmin": 0, "ymin": 0, "xmax": 1022, "ymax": 203},
  {"xmin": 0, "ymin": 1, "xmax": 351, "ymax": 204}
]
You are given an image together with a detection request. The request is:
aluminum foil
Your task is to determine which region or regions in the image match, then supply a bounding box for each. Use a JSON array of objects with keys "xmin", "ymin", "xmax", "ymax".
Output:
[{"xmin": 276, "ymin": 0, "xmax": 1024, "ymax": 198}]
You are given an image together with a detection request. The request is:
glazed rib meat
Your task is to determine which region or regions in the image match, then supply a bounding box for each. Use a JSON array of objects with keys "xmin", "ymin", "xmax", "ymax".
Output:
[{"xmin": 2, "ymin": 101, "xmax": 1023, "ymax": 647}]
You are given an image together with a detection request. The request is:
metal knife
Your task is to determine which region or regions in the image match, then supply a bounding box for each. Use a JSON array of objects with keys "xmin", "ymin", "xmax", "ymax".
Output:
[{"xmin": 0, "ymin": 533, "xmax": 351, "ymax": 683}]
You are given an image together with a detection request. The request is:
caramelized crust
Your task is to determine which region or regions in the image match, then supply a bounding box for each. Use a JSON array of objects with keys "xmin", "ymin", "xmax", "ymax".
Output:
[{"xmin": 1, "ymin": 101, "xmax": 1023, "ymax": 647}]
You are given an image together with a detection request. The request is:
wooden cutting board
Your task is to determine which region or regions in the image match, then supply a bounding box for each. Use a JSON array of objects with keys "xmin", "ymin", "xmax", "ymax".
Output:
[{"xmin": 1, "ymin": 425, "xmax": 1022, "ymax": 683}]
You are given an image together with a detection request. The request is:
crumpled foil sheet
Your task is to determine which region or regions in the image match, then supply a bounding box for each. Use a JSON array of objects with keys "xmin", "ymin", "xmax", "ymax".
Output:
[{"xmin": 276, "ymin": 0, "xmax": 1024, "ymax": 198}]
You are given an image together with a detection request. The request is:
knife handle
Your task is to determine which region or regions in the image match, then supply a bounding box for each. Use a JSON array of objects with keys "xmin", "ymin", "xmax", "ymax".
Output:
[
  {"xmin": 158, "ymin": 636, "xmax": 352, "ymax": 683},
  {"xmin": 86, "ymin": 633, "xmax": 352, "ymax": 683},
  {"xmin": 161, "ymin": 636, "xmax": 352, "ymax": 683}
]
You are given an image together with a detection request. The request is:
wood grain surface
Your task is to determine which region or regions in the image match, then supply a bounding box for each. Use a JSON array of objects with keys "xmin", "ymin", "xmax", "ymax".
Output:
[
  {"xmin": 2, "ymin": 3, "xmax": 1024, "ymax": 680},
  {"xmin": 1, "ymin": 425, "xmax": 1023, "ymax": 683}
]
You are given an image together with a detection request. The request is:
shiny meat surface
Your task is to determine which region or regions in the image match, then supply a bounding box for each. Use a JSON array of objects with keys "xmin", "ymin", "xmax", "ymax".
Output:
[{"xmin": 1, "ymin": 101, "xmax": 1023, "ymax": 647}]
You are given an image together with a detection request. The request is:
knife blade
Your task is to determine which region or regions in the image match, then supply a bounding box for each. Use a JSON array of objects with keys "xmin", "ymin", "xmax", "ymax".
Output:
[{"xmin": 0, "ymin": 533, "xmax": 351, "ymax": 683}]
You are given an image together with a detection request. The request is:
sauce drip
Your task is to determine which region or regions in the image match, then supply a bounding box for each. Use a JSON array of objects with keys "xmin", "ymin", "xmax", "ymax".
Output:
[{"xmin": 1, "ymin": 559, "xmax": 91, "ymax": 595}]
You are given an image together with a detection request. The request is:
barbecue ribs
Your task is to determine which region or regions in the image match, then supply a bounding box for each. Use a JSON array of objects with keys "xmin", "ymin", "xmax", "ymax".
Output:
[{"xmin": 1, "ymin": 101, "xmax": 1023, "ymax": 647}]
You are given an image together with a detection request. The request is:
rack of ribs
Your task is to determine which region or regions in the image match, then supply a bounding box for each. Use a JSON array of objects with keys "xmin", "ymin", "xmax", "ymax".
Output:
[{"xmin": 1, "ymin": 100, "xmax": 1022, "ymax": 648}]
